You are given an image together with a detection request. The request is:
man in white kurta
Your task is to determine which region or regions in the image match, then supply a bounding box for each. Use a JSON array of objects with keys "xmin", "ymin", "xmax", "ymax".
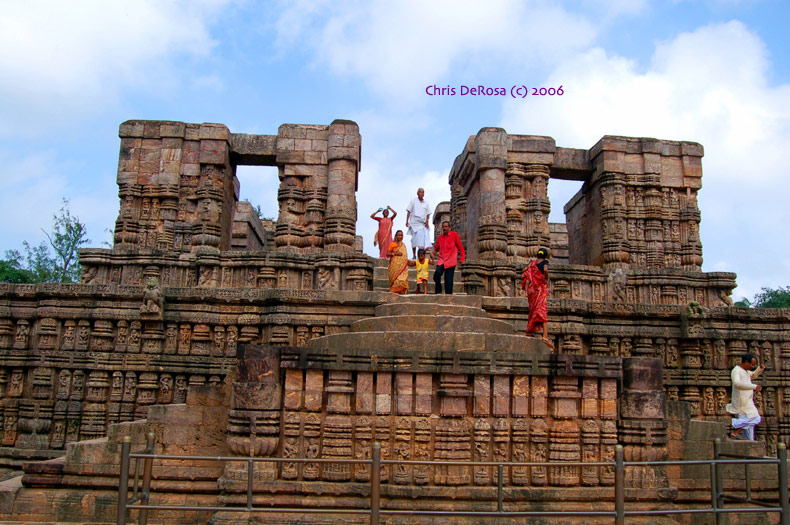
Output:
[
  {"xmin": 725, "ymin": 354, "xmax": 765, "ymax": 440},
  {"xmin": 406, "ymin": 188, "xmax": 431, "ymax": 259}
]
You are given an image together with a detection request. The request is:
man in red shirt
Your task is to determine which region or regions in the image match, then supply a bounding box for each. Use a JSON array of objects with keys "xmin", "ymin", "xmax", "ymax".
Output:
[{"xmin": 433, "ymin": 221, "xmax": 465, "ymax": 294}]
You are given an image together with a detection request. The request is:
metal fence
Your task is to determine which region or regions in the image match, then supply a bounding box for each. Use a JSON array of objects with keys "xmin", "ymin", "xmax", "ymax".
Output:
[{"xmin": 118, "ymin": 435, "xmax": 790, "ymax": 525}]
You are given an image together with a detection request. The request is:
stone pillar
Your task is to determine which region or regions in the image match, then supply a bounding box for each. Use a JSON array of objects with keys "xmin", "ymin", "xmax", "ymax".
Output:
[
  {"xmin": 114, "ymin": 121, "xmax": 236, "ymax": 254},
  {"xmin": 523, "ymin": 164, "xmax": 552, "ymax": 258},
  {"xmin": 324, "ymin": 120, "xmax": 360, "ymax": 251},
  {"xmin": 432, "ymin": 201, "xmax": 451, "ymax": 244},
  {"xmin": 224, "ymin": 344, "xmax": 282, "ymax": 484},
  {"xmin": 598, "ymin": 172, "xmax": 629, "ymax": 269},
  {"xmin": 619, "ymin": 357, "xmax": 669, "ymax": 488},
  {"xmin": 475, "ymin": 128, "xmax": 508, "ymax": 259}
]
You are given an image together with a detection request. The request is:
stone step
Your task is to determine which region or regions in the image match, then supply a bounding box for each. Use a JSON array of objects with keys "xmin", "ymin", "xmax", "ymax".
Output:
[
  {"xmin": 390, "ymin": 294, "xmax": 482, "ymax": 307},
  {"xmin": 372, "ymin": 265, "xmax": 464, "ymax": 293},
  {"xmin": 374, "ymin": 302, "xmax": 487, "ymax": 318},
  {"xmin": 306, "ymin": 331, "xmax": 547, "ymax": 354},
  {"xmin": 372, "ymin": 280, "xmax": 464, "ymax": 294},
  {"xmin": 351, "ymin": 315, "xmax": 516, "ymax": 334}
]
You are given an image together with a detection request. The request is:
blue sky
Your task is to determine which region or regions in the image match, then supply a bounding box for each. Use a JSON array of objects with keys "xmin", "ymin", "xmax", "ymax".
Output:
[{"xmin": 1, "ymin": 0, "xmax": 788, "ymax": 301}]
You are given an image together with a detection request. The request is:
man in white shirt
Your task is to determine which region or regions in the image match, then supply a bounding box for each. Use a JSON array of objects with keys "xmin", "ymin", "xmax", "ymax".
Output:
[
  {"xmin": 405, "ymin": 188, "xmax": 431, "ymax": 259},
  {"xmin": 725, "ymin": 353, "xmax": 765, "ymax": 440}
]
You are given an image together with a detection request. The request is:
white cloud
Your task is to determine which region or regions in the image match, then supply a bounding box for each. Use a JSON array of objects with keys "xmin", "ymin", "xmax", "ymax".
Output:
[
  {"xmin": 275, "ymin": 0, "xmax": 598, "ymax": 105},
  {"xmin": 356, "ymin": 153, "xmax": 451, "ymax": 257},
  {"xmin": 0, "ymin": 0, "xmax": 232, "ymax": 136},
  {"xmin": 0, "ymin": 148, "xmax": 119, "ymax": 254},
  {"xmin": 500, "ymin": 20, "xmax": 790, "ymax": 298}
]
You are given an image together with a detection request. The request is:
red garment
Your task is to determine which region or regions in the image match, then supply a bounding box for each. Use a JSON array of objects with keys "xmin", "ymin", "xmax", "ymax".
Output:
[
  {"xmin": 433, "ymin": 231, "xmax": 465, "ymax": 268},
  {"xmin": 374, "ymin": 217, "xmax": 393, "ymax": 258},
  {"xmin": 521, "ymin": 260, "xmax": 549, "ymax": 334}
]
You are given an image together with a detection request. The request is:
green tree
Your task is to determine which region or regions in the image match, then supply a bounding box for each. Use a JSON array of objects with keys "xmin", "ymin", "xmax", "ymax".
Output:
[
  {"xmin": 0, "ymin": 259, "xmax": 34, "ymax": 283},
  {"xmin": 2, "ymin": 199, "xmax": 90, "ymax": 283},
  {"xmin": 751, "ymin": 286, "xmax": 790, "ymax": 308}
]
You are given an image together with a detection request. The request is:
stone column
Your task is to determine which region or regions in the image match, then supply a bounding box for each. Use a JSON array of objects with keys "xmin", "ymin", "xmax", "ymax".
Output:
[
  {"xmin": 619, "ymin": 357, "xmax": 669, "ymax": 488},
  {"xmin": 324, "ymin": 120, "xmax": 360, "ymax": 251},
  {"xmin": 523, "ymin": 164, "xmax": 552, "ymax": 258},
  {"xmin": 224, "ymin": 344, "xmax": 282, "ymax": 485},
  {"xmin": 598, "ymin": 172, "xmax": 629, "ymax": 269},
  {"xmin": 475, "ymin": 128, "xmax": 508, "ymax": 259}
]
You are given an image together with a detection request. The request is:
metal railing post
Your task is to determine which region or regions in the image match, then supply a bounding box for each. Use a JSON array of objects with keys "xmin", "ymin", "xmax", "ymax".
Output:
[
  {"xmin": 710, "ymin": 458, "xmax": 719, "ymax": 523},
  {"xmin": 778, "ymin": 442, "xmax": 789, "ymax": 525},
  {"xmin": 497, "ymin": 464, "xmax": 504, "ymax": 512},
  {"xmin": 138, "ymin": 432, "xmax": 155, "ymax": 525},
  {"xmin": 371, "ymin": 442, "xmax": 381, "ymax": 525},
  {"xmin": 117, "ymin": 436, "xmax": 131, "ymax": 525},
  {"xmin": 247, "ymin": 459, "xmax": 254, "ymax": 510},
  {"xmin": 615, "ymin": 444, "xmax": 624, "ymax": 525},
  {"xmin": 714, "ymin": 438, "xmax": 723, "ymax": 525}
]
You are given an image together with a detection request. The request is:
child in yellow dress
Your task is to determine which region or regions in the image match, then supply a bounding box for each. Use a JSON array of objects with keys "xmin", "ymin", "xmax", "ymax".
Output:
[{"xmin": 414, "ymin": 248, "xmax": 434, "ymax": 294}]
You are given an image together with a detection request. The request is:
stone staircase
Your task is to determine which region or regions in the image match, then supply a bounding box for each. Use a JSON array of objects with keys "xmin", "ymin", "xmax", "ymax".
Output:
[
  {"xmin": 370, "ymin": 256, "xmax": 464, "ymax": 293},
  {"xmin": 306, "ymin": 293, "xmax": 547, "ymax": 355}
]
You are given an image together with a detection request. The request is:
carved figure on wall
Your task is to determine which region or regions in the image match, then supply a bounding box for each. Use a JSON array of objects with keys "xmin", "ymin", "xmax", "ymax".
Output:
[
  {"xmin": 665, "ymin": 340, "xmax": 679, "ymax": 368},
  {"xmin": 198, "ymin": 266, "xmax": 217, "ymax": 288},
  {"xmin": 703, "ymin": 387, "xmax": 715, "ymax": 415},
  {"xmin": 128, "ymin": 321, "xmax": 141, "ymax": 351},
  {"xmin": 111, "ymin": 372, "xmax": 124, "ymax": 400},
  {"xmin": 140, "ymin": 277, "xmax": 164, "ymax": 318},
  {"xmin": 71, "ymin": 370, "xmax": 86, "ymax": 400},
  {"xmin": 9, "ymin": 369, "xmax": 24, "ymax": 397},
  {"xmin": 82, "ymin": 265, "xmax": 98, "ymax": 284},
  {"xmin": 213, "ymin": 326, "xmax": 225, "ymax": 356},
  {"xmin": 76, "ymin": 321, "xmax": 90, "ymax": 350},
  {"xmin": 715, "ymin": 387, "xmax": 728, "ymax": 416},
  {"xmin": 317, "ymin": 267, "xmax": 336, "ymax": 290},
  {"xmin": 714, "ymin": 340, "xmax": 727, "ymax": 369},
  {"xmin": 607, "ymin": 270, "xmax": 626, "ymax": 302},
  {"xmin": 178, "ymin": 324, "xmax": 191, "ymax": 355},
  {"xmin": 164, "ymin": 324, "xmax": 177, "ymax": 353},
  {"xmin": 14, "ymin": 321, "xmax": 29, "ymax": 349},
  {"xmin": 157, "ymin": 374, "xmax": 173, "ymax": 404},
  {"xmin": 226, "ymin": 326, "xmax": 238, "ymax": 357},
  {"xmin": 173, "ymin": 375, "xmax": 187, "ymax": 403},
  {"xmin": 57, "ymin": 370, "xmax": 72, "ymax": 399}
]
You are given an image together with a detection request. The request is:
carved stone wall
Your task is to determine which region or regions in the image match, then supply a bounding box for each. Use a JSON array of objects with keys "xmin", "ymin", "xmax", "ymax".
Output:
[
  {"xmin": 111, "ymin": 119, "xmax": 360, "ymax": 258},
  {"xmin": 0, "ymin": 120, "xmax": 788, "ymax": 523},
  {"xmin": 564, "ymin": 136, "xmax": 703, "ymax": 271},
  {"xmin": 447, "ymin": 129, "xmax": 732, "ymax": 306}
]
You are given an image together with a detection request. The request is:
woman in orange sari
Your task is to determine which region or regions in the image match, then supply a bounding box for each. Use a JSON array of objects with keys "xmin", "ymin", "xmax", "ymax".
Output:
[
  {"xmin": 387, "ymin": 230, "xmax": 413, "ymax": 294},
  {"xmin": 371, "ymin": 206, "xmax": 397, "ymax": 258},
  {"xmin": 521, "ymin": 248, "xmax": 552, "ymax": 347}
]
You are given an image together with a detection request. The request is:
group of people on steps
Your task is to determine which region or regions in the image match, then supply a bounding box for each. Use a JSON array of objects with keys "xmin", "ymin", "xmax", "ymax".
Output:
[{"xmin": 371, "ymin": 188, "xmax": 550, "ymax": 347}]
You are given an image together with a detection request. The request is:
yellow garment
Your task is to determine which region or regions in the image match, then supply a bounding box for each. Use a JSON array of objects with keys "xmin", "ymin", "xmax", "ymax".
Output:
[
  {"xmin": 415, "ymin": 258, "xmax": 429, "ymax": 282},
  {"xmin": 387, "ymin": 242, "xmax": 409, "ymax": 294}
]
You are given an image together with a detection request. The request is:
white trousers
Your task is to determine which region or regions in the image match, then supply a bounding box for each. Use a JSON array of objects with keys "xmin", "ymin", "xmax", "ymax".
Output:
[
  {"xmin": 732, "ymin": 414, "xmax": 761, "ymax": 440},
  {"xmin": 410, "ymin": 226, "xmax": 430, "ymax": 250}
]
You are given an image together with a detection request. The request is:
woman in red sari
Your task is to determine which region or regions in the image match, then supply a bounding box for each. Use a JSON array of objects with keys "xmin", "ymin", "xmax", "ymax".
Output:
[
  {"xmin": 521, "ymin": 248, "xmax": 552, "ymax": 348},
  {"xmin": 371, "ymin": 206, "xmax": 397, "ymax": 258}
]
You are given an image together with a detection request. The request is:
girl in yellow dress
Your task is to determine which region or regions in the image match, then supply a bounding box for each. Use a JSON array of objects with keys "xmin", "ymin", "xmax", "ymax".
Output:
[{"xmin": 414, "ymin": 248, "xmax": 434, "ymax": 294}]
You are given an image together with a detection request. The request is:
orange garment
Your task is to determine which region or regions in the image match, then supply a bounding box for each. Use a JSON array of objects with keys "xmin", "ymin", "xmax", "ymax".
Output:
[{"xmin": 387, "ymin": 241, "xmax": 409, "ymax": 294}]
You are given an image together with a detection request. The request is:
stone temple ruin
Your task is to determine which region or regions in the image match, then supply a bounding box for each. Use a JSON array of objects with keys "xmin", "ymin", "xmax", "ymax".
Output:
[{"xmin": 0, "ymin": 119, "xmax": 787, "ymax": 522}]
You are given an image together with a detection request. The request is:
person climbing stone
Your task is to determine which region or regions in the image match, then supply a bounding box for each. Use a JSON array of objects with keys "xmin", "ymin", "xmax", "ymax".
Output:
[{"xmin": 726, "ymin": 353, "xmax": 765, "ymax": 440}]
